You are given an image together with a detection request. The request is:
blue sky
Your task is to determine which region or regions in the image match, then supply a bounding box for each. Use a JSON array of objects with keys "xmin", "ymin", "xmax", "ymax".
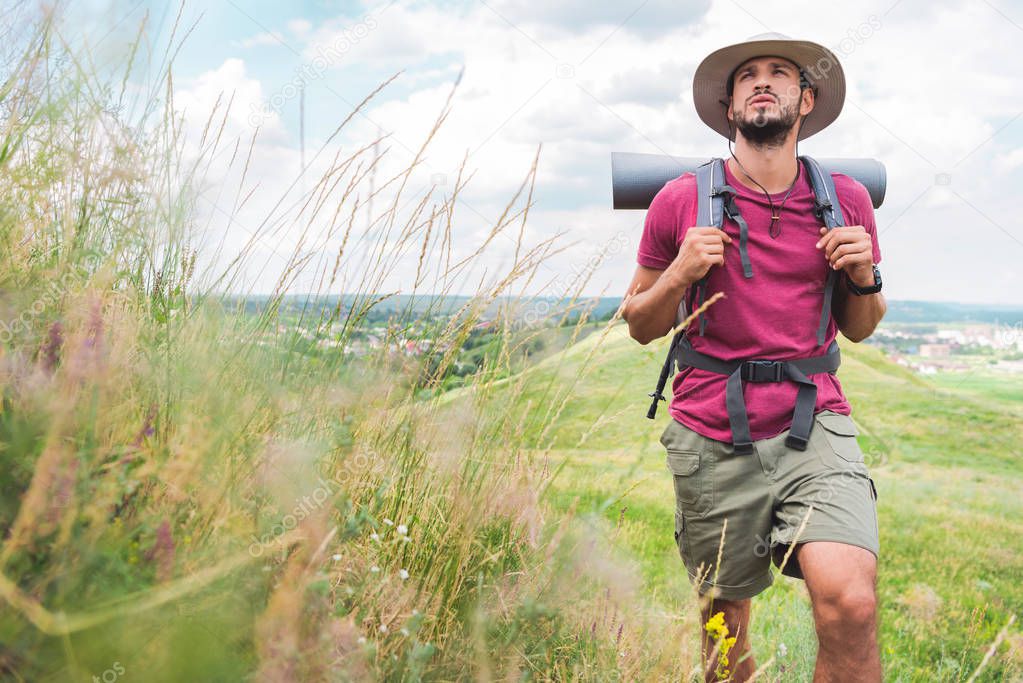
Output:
[{"xmin": 59, "ymin": 0, "xmax": 1023, "ymax": 304}]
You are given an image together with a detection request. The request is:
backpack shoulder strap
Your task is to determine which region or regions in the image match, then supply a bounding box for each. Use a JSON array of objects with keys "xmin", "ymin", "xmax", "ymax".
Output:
[
  {"xmin": 695, "ymin": 157, "xmax": 727, "ymax": 227},
  {"xmin": 800, "ymin": 155, "xmax": 847, "ymax": 346},
  {"xmin": 685, "ymin": 158, "xmax": 727, "ymax": 334},
  {"xmin": 649, "ymin": 159, "xmax": 726, "ymax": 419},
  {"xmin": 801, "ymin": 155, "xmax": 846, "ymax": 228}
]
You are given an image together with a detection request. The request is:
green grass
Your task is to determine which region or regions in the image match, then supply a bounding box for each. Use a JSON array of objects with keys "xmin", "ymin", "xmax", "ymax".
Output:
[
  {"xmin": 927, "ymin": 370, "xmax": 1023, "ymax": 416},
  {"xmin": 470, "ymin": 325, "xmax": 1023, "ymax": 681}
]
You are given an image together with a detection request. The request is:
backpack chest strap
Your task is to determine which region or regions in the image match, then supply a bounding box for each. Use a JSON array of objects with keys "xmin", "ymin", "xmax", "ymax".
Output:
[{"xmin": 675, "ymin": 336, "xmax": 842, "ymax": 453}]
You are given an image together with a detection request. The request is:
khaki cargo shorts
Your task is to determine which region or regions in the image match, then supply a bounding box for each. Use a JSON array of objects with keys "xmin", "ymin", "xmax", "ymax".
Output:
[{"xmin": 660, "ymin": 410, "xmax": 880, "ymax": 601}]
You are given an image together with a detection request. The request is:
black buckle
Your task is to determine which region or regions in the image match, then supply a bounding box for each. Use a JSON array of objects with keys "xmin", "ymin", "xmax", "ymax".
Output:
[
  {"xmin": 732, "ymin": 441, "xmax": 754, "ymax": 455},
  {"xmin": 814, "ymin": 199, "xmax": 833, "ymax": 220},
  {"xmin": 785, "ymin": 433, "xmax": 809, "ymax": 451},
  {"xmin": 720, "ymin": 192, "xmax": 740, "ymax": 218},
  {"xmin": 741, "ymin": 359, "xmax": 784, "ymax": 383},
  {"xmin": 646, "ymin": 391, "xmax": 665, "ymax": 420}
]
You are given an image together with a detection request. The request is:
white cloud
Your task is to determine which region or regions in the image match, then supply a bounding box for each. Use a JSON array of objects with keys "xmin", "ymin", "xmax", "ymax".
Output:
[
  {"xmin": 173, "ymin": 58, "xmax": 288, "ymax": 144},
  {"xmin": 599, "ymin": 63, "xmax": 688, "ymax": 106},
  {"xmin": 287, "ymin": 18, "xmax": 313, "ymax": 38},
  {"xmin": 486, "ymin": 0, "xmax": 711, "ymax": 40},
  {"xmin": 995, "ymin": 147, "xmax": 1023, "ymax": 173},
  {"xmin": 302, "ymin": 6, "xmax": 430, "ymax": 67},
  {"xmin": 172, "ymin": 58, "xmax": 307, "ymax": 288}
]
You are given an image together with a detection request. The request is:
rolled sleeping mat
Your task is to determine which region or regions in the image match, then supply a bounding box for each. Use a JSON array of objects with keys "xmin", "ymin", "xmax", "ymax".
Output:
[{"xmin": 611, "ymin": 152, "xmax": 887, "ymax": 210}]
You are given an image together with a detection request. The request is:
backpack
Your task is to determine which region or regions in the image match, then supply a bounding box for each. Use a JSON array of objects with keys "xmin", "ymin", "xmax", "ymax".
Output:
[{"xmin": 645, "ymin": 155, "xmax": 846, "ymax": 454}]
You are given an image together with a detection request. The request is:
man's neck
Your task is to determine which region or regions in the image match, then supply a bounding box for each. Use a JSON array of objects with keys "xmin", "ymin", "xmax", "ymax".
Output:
[{"xmin": 726, "ymin": 135, "xmax": 800, "ymax": 194}]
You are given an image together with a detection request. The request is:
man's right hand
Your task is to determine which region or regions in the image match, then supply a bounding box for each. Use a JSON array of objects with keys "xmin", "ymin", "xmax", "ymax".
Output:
[
  {"xmin": 621, "ymin": 227, "xmax": 732, "ymax": 345},
  {"xmin": 674, "ymin": 227, "xmax": 732, "ymax": 284}
]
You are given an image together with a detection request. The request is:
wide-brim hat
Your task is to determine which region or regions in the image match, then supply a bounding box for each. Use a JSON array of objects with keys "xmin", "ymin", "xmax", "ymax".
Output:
[{"xmin": 692, "ymin": 32, "xmax": 845, "ymax": 141}]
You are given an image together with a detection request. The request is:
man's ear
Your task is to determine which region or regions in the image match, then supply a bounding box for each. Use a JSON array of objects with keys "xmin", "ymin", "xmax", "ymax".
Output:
[
  {"xmin": 800, "ymin": 87, "xmax": 815, "ymax": 116},
  {"xmin": 725, "ymin": 97, "xmax": 734, "ymax": 123}
]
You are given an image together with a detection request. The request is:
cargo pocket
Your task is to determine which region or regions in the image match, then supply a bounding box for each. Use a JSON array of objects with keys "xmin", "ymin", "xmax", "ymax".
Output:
[
  {"xmin": 814, "ymin": 411, "xmax": 864, "ymax": 464},
  {"xmin": 666, "ymin": 447, "xmax": 711, "ymax": 517},
  {"xmin": 662, "ymin": 418, "xmax": 712, "ymax": 517},
  {"xmin": 674, "ymin": 509, "xmax": 692, "ymax": 572}
]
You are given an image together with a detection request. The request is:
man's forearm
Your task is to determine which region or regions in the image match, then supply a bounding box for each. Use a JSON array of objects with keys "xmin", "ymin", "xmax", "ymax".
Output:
[
  {"xmin": 832, "ymin": 275, "xmax": 886, "ymax": 342},
  {"xmin": 623, "ymin": 267, "xmax": 691, "ymax": 345}
]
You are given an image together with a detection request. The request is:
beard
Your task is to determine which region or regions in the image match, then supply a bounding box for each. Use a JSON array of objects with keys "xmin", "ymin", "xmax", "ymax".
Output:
[{"xmin": 732, "ymin": 96, "xmax": 802, "ymax": 149}]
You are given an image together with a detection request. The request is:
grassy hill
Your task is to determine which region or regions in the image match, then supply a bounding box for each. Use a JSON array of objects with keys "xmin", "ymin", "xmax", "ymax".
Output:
[
  {"xmin": 449, "ymin": 322, "xmax": 1023, "ymax": 681},
  {"xmin": 2, "ymin": 11, "xmax": 1019, "ymax": 680}
]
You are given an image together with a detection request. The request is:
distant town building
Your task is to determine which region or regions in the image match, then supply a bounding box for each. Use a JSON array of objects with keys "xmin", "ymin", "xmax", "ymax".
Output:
[
  {"xmin": 919, "ymin": 343, "xmax": 952, "ymax": 358},
  {"xmin": 936, "ymin": 330, "xmax": 964, "ymax": 341}
]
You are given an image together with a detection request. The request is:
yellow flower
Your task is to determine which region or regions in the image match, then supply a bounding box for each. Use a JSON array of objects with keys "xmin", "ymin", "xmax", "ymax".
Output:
[
  {"xmin": 705, "ymin": 611, "xmax": 726, "ymax": 635},
  {"xmin": 704, "ymin": 612, "xmax": 737, "ymax": 680}
]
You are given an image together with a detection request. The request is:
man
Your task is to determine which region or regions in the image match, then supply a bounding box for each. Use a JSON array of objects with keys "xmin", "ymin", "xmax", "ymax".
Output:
[{"xmin": 621, "ymin": 33, "xmax": 886, "ymax": 682}]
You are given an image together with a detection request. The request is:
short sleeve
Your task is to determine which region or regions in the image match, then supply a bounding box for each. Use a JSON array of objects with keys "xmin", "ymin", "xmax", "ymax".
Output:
[
  {"xmin": 835, "ymin": 175, "xmax": 882, "ymax": 265},
  {"xmin": 636, "ymin": 174, "xmax": 695, "ymax": 270}
]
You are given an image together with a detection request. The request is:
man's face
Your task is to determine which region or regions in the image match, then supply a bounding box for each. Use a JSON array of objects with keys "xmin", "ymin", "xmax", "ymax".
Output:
[{"xmin": 726, "ymin": 55, "xmax": 814, "ymax": 147}]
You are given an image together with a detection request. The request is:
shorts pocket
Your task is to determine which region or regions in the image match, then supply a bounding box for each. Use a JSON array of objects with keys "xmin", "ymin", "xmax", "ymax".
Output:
[
  {"xmin": 662, "ymin": 419, "xmax": 713, "ymax": 517},
  {"xmin": 666, "ymin": 448, "xmax": 712, "ymax": 517},
  {"xmin": 674, "ymin": 509, "xmax": 693, "ymax": 572},
  {"xmin": 814, "ymin": 411, "xmax": 864, "ymax": 464},
  {"xmin": 667, "ymin": 449, "xmax": 701, "ymax": 504}
]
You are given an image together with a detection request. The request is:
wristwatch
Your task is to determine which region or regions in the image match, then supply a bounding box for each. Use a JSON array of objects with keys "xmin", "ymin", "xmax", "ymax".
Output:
[{"xmin": 845, "ymin": 264, "xmax": 882, "ymax": 295}]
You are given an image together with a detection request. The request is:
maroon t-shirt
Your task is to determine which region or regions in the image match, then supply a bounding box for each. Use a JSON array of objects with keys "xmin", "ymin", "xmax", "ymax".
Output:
[{"xmin": 637, "ymin": 159, "xmax": 882, "ymax": 443}]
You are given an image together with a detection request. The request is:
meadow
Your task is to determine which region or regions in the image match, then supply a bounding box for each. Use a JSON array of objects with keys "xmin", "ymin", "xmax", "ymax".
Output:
[
  {"xmin": 484, "ymin": 323, "xmax": 1023, "ymax": 681},
  {"xmin": 0, "ymin": 10, "xmax": 1020, "ymax": 682}
]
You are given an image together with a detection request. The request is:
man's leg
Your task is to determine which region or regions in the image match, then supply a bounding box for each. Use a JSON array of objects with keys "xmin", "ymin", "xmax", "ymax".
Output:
[
  {"xmin": 796, "ymin": 541, "xmax": 881, "ymax": 682},
  {"xmin": 660, "ymin": 418, "xmax": 777, "ymax": 681},
  {"xmin": 768, "ymin": 410, "xmax": 883, "ymax": 680},
  {"xmin": 699, "ymin": 596, "xmax": 755, "ymax": 682}
]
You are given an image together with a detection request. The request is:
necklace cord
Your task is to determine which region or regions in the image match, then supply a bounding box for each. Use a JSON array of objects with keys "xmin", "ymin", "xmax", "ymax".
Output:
[{"xmin": 724, "ymin": 89, "xmax": 807, "ymax": 238}]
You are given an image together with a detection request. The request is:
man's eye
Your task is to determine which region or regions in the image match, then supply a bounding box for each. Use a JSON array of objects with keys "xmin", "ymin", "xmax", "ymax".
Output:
[
  {"xmin": 740, "ymin": 72, "xmax": 751, "ymax": 79},
  {"xmin": 774, "ymin": 69, "xmax": 785, "ymax": 75}
]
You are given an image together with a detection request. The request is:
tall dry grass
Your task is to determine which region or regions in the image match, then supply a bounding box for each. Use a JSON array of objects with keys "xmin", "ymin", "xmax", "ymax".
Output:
[{"xmin": 0, "ymin": 7, "xmax": 696, "ymax": 681}]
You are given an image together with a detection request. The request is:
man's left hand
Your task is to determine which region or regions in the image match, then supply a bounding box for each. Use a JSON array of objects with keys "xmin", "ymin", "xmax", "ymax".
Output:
[{"xmin": 815, "ymin": 226, "xmax": 874, "ymax": 287}]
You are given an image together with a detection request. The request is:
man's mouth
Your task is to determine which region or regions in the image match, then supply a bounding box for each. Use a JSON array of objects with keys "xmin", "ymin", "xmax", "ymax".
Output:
[{"xmin": 749, "ymin": 94, "xmax": 776, "ymax": 106}]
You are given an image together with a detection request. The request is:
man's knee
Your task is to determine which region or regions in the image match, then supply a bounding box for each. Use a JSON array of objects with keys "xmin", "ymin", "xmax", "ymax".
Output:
[{"xmin": 812, "ymin": 584, "xmax": 877, "ymax": 638}]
